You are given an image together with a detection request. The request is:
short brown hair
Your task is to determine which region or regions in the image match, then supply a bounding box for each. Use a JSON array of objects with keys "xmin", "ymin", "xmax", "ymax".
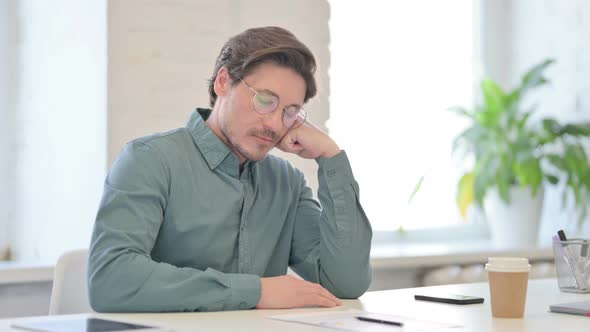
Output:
[{"xmin": 208, "ymin": 26, "xmax": 317, "ymax": 107}]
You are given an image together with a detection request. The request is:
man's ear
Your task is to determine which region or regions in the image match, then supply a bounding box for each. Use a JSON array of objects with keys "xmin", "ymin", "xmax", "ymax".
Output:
[{"xmin": 214, "ymin": 66, "xmax": 231, "ymax": 97}]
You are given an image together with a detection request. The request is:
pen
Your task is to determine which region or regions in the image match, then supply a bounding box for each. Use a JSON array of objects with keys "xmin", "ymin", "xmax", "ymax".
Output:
[
  {"xmin": 557, "ymin": 229, "xmax": 567, "ymax": 242},
  {"xmin": 558, "ymin": 230, "xmax": 587, "ymax": 258},
  {"xmin": 355, "ymin": 316, "xmax": 404, "ymax": 327}
]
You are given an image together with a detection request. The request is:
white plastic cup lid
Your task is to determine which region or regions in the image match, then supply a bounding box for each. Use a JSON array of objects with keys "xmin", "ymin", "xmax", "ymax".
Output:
[{"xmin": 485, "ymin": 257, "xmax": 531, "ymax": 273}]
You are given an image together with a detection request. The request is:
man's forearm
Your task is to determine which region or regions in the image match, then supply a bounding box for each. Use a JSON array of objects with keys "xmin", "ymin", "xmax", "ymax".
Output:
[
  {"xmin": 314, "ymin": 151, "xmax": 373, "ymax": 298},
  {"xmin": 88, "ymin": 246, "xmax": 261, "ymax": 312}
]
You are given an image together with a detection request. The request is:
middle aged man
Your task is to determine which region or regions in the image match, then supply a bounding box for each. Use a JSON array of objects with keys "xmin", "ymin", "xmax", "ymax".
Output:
[{"xmin": 88, "ymin": 26, "xmax": 372, "ymax": 312}]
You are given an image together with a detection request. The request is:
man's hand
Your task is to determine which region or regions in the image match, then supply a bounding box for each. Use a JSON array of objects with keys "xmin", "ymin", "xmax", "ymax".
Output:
[
  {"xmin": 277, "ymin": 121, "xmax": 341, "ymax": 159},
  {"xmin": 256, "ymin": 275, "xmax": 342, "ymax": 309}
]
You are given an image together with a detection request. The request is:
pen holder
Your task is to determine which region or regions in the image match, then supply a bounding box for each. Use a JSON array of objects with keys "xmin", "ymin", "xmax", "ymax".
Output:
[{"xmin": 552, "ymin": 238, "xmax": 590, "ymax": 293}]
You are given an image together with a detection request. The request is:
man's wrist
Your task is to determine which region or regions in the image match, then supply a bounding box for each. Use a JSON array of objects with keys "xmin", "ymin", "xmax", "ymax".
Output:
[
  {"xmin": 320, "ymin": 142, "xmax": 341, "ymax": 158},
  {"xmin": 227, "ymin": 273, "xmax": 262, "ymax": 310}
]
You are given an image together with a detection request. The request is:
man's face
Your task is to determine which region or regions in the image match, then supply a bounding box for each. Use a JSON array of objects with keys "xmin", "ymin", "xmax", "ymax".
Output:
[{"xmin": 215, "ymin": 63, "xmax": 306, "ymax": 162}]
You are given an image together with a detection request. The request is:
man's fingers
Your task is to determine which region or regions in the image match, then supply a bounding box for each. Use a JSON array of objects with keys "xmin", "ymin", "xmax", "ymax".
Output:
[
  {"xmin": 307, "ymin": 282, "xmax": 340, "ymax": 302},
  {"xmin": 277, "ymin": 141, "xmax": 303, "ymax": 154},
  {"xmin": 301, "ymin": 282, "xmax": 342, "ymax": 306},
  {"xmin": 319, "ymin": 287, "xmax": 342, "ymax": 305},
  {"xmin": 313, "ymin": 287, "xmax": 341, "ymax": 305},
  {"xmin": 303, "ymin": 294, "xmax": 339, "ymax": 308}
]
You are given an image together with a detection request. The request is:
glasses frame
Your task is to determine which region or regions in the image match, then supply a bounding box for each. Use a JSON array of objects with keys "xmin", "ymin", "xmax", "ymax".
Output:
[{"xmin": 239, "ymin": 78, "xmax": 307, "ymax": 129}]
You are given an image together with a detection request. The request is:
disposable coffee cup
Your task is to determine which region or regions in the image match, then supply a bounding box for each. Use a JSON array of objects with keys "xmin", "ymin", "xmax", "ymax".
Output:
[{"xmin": 485, "ymin": 257, "xmax": 531, "ymax": 318}]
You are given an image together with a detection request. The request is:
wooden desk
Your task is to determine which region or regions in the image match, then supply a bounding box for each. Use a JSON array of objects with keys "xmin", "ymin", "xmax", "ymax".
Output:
[{"xmin": 2, "ymin": 279, "xmax": 588, "ymax": 331}]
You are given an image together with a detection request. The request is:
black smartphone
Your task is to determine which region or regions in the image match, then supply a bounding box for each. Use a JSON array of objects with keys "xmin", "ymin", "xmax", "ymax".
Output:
[{"xmin": 414, "ymin": 294, "xmax": 484, "ymax": 305}]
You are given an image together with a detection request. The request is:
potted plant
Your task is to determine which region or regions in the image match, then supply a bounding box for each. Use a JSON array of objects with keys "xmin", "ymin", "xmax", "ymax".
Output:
[{"xmin": 452, "ymin": 59, "xmax": 590, "ymax": 247}]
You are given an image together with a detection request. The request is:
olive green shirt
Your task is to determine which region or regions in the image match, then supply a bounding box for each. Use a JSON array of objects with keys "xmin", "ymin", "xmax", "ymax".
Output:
[{"xmin": 88, "ymin": 108, "xmax": 372, "ymax": 312}]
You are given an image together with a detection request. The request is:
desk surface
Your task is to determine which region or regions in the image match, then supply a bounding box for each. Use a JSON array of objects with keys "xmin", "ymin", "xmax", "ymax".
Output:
[{"xmin": 2, "ymin": 278, "xmax": 589, "ymax": 332}]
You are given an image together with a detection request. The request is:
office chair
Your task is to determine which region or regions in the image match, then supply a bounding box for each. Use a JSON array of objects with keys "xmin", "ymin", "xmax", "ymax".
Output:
[{"xmin": 48, "ymin": 249, "xmax": 93, "ymax": 315}]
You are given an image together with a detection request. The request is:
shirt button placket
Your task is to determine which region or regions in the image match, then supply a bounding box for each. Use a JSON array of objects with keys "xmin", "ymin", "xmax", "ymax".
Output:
[{"xmin": 238, "ymin": 177, "xmax": 251, "ymax": 274}]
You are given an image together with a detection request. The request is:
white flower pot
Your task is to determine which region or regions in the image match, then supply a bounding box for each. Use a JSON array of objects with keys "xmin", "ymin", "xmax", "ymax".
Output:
[{"xmin": 484, "ymin": 186, "xmax": 544, "ymax": 248}]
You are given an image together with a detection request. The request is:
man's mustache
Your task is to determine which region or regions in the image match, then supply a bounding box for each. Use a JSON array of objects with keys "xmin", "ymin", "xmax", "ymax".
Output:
[{"xmin": 249, "ymin": 129, "xmax": 280, "ymax": 142}]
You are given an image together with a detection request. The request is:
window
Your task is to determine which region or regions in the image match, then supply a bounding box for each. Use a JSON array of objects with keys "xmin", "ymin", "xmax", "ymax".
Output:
[{"xmin": 329, "ymin": 1, "xmax": 476, "ymax": 231}]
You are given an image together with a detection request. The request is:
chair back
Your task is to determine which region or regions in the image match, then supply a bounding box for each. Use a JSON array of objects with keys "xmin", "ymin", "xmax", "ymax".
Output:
[{"xmin": 48, "ymin": 249, "xmax": 93, "ymax": 315}]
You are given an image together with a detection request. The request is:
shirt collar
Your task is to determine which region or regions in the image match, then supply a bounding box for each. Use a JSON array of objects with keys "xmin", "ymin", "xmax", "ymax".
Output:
[
  {"xmin": 187, "ymin": 108, "xmax": 259, "ymax": 176},
  {"xmin": 187, "ymin": 108, "xmax": 236, "ymax": 170}
]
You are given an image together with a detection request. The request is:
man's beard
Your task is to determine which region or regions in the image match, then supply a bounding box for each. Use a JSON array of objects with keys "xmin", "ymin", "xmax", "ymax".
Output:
[{"xmin": 220, "ymin": 125, "xmax": 272, "ymax": 162}]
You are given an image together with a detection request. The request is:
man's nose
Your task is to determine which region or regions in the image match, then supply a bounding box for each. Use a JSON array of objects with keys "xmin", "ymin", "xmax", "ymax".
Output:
[{"xmin": 261, "ymin": 108, "xmax": 284, "ymax": 134}]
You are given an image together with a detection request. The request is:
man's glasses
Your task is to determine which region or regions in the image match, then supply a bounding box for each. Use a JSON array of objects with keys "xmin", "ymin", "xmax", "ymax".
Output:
[{"xmin": 239, "ymin": 78, "xmax": 307, "ymax": 129}]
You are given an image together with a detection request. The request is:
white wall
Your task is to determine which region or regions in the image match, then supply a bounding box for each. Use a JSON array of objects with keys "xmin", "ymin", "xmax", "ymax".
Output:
[
  {"xmin": 107, "ymin": 0, "xmax": 330, "ymax": 192},
  {"xmin": 508, "ymin": 0, "xmax": 590, "ymax": 124},
  {"xmin": 479, "ymin": 0, "xmax": 513, "ymax": 90},
  {"xmin": 8, "ymin": 1, "xmax": 107, "ymax": 261},
  {"xmin": 0, "ymin": 282, "xmax": 51, "ymax": 318},
  {"xmin": 481, "ymin": 0, "xmax": 590, "ymax": 243},
  {"xmin": 4, "ymin": 0, "xmax": 328, "ymax": 262}
]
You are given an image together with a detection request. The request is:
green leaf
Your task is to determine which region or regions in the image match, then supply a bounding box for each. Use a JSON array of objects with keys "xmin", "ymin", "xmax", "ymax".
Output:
[
  {"xmin": 537, "ymin": 118, "xmax": 561, "ymax": 144},
  {"xmin": 504, "ymin": 60, "xmax": 554, "ymax": 112},
  {"xmin": 517, "ymin": 112, "xmax": 532, "ymax": 131},
  {"xmin": 547, "ymin": 154, "xmax": 568, "ymax": 172},
  {"xmin": 505, "ymin": 89, "xmax": 520, "ymax": 108},
  {"xmin": 516, "ymin": 159, "xmax": 542, "ymax": 192},
  {"xmin": 481, "ymin": 79, "xmax": 506, "ymax": 117},
  {"xmin": 542, "ymin": 118, "xmax": 561, "ymax": 134},
  {"xmin": 473, "ymin": 155, "xmax": 499, "ymax": 206},
  {"xmin": 452, "ymin": 125, "xmax": 485, "ymax": 155},
  {"xmin": 529, "ymin": 159, "xmax": 543, "ymax": 195},
  {"xmin": 520, "ymin": 59, "xmax": 555, "ymax": 95},
  {"xmin": 408, "ymin": 176, "xmax": 424, "ymax": 204},
  {"xmin": 571, "ymin": 180, "xmax": 582, "ymax": 211},
  {"xmin": 456, "ymin": 173, "xmax": 475, "ymax": 219},
  {"xmin": 448, "ymin": 106, "xmax": 474, "ymax": 118},
  {"xmin": 578, "ymin": 189, "xmax": 589, "ymax": 225},
  {"xmin": 565, "ymin": 145, "xmax": 585, "ymax": 175},
  {"xmin": 475, "ymin": 110, "xmax": 498, "ymax": 128},
  {"xmin": 571, "ymin": 144, "xmax": 590, "ymax": 189},
  {"xmin": 545, "ymin": 174, "xmax": 559, "ymax": 185},
  {"xmin": 560, "ymin": 123, "xmax": 590, "ymax": 137},
  {"xmin": 473, "ymin": 172, "xmax": 488, "ymax": 207}
]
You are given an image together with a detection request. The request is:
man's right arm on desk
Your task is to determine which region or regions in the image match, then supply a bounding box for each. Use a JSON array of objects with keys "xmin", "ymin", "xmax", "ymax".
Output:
[{"xmin": 87, "ymin": 141, "xmax": 261, "ymax": 312}]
